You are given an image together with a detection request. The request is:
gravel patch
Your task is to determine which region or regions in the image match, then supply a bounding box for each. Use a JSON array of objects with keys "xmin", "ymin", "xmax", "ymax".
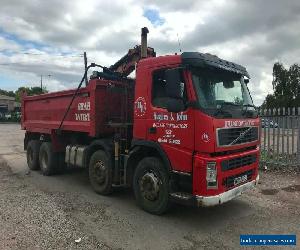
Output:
[{"xmin": 0, "ymin": 161, "xmax": 112, "ymax": 250}]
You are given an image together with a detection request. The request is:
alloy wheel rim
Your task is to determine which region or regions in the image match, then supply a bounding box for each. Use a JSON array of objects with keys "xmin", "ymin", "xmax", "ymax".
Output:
[
  {"xmin": 94, "ymin": 160, "xmax": 107, "ymax": 184},
  {"xmin": 139, "ymin": 172, "xmax": 160, "ymax": 201}
]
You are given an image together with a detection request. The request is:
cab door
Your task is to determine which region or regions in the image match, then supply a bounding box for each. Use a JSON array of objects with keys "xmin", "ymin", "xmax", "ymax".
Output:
[{"xmin": 146, "ymin": 67, "xmax": 195, "ymax": 173}]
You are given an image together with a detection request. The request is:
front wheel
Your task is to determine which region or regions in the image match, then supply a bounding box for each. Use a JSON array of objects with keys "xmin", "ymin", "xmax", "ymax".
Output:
[{"xmin": 133, "ymin": 157, "xmax": 170, "ymax": 215}]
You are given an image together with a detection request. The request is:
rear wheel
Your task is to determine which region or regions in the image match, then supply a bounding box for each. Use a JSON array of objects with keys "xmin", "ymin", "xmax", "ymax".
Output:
[
  {"xmin": 39, "ymin": 142, "xmax": 59, "ymax": 176},
  {"xmin": 89, "ymin": 150, "xmax": 113, "ymax": 195},
  {"xmin": 26, "ymin": 140, "xmax": 40, "ymax": 170},
  {"xmin": 133, "ymin": 157, "xmax": 170, "ymax": 215}
]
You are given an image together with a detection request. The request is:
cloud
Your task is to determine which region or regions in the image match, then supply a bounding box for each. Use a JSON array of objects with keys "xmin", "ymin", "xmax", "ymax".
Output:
[
  {"xmin": 0, "ymin": 0, "xmax": 299, "ymax": 106},
  {"xmin": 0, "ymin": 36, "xmax": 21, "ymax": 52}
]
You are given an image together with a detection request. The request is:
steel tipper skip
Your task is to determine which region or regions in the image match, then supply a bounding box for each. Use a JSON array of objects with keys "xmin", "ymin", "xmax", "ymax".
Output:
[{"xmin": 22, "ymin": 27, "xmax": 260, "ymax": 214}]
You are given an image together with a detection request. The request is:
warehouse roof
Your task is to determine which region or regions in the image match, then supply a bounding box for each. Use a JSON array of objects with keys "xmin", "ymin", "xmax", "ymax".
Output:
[{"xmin": 0, "ymin": 94, "xmax": 15, "ymax": 101}]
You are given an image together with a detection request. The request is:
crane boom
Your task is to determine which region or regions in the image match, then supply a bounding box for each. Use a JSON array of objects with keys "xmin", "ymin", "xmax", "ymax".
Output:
[
  {"xmin": 109, "ymin": 27, "xmax": 156, "ymax": 77},
  {"xmin": 109, "ymin": 45, "xmax": 156, "ymax": 77}
]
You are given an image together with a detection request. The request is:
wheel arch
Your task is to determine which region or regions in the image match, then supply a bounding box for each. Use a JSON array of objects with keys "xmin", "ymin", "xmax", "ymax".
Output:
[
  {"xmin": 24, "ymin": 132, "xmax": 40, "ymax": 150},
  {"xmin": 84, "ymin": 138, "xmax": 113, "ymax": 168},
  {"xmin": 126, "ymin": 140, "xmax": 172, "ymax": 186},
  {"xmin": 24, "ymin": 132, "xmax": 51, "ymax": 150}
]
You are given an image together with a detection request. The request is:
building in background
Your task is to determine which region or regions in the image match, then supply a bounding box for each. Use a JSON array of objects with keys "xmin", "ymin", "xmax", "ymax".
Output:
[{"xmin": 0, "ymin": 94, "xmax": 20, "ymax": 114}]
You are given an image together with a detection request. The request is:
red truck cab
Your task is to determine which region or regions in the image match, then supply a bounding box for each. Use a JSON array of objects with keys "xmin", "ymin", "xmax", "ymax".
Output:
[{"xmin": 132, "ymin": 52, "xmax": 259, "ymax": 208}]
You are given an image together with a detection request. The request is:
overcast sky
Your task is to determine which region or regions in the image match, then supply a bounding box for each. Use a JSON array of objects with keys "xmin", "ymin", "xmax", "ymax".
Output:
[{"xmin": 0, "ymin": 0, "xmax": 299, "ymax": 105}]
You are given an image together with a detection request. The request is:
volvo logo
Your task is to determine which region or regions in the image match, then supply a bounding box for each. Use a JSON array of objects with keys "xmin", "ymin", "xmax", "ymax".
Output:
[{"xmin": 229, "ymin": 127, "xmax": 252, "ymax": 145}]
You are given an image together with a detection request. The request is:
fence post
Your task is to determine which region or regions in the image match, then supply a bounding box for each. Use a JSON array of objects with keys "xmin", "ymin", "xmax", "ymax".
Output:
[
  {"xmin": 267, "ymin": 109, "xmax": 271, "ymax": 160},
  {"xmin": 297, "ymin": 107, "xmax": 300, "ymax": 164},
  {"xmin": 292, "ymin": 107, "xmax": 295, "ymax": 165},
  {"xmin": 272, "ymin": 108, "xmax": 276, "ymax": 157},
  {"xmin": 282, "ymin": 107, "xmax": 285, "ymax": 163},
  {"xmin": 287, "ymin": 108, "xmax": 291, "ymax": 162},
  {"xmin": 276, "ymin": 108, "xmax": 280, "ymax": 164}
]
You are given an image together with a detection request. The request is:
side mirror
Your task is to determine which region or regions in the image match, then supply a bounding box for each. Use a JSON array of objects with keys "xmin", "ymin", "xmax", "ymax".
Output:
[
  {"xmin": 166, "ymin": 98, "xmax": 185, "ymax": 113},
  {"xmin": 165, "ymin": 68, "xmax": 184, "ymax": 99}
]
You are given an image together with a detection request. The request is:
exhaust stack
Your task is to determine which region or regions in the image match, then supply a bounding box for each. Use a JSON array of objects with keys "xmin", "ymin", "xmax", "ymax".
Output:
[{"xmin": 141, "ymin": 27, "xmax": 149, "ymax": 58}]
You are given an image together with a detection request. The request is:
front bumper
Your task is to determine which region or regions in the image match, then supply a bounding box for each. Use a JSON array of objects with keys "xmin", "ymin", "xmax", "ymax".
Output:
[{"xmin": 196, "ymin": 174, "xmax": 259, "ymax": 207}]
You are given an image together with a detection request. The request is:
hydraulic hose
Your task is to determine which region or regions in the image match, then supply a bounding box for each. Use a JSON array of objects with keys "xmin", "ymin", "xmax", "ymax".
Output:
[{"xmin": 57, "ymin": 63, "xmax": 107, "ymax": 133}]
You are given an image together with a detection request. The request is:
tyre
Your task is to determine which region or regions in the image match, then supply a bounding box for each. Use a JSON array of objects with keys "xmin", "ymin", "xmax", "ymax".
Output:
[
  {"xmin": 89, "ymin": 150, "xmax": 113, "ymax": 195},
  {"xmin": 39, "ymin": 142, "xmax": 59, "ymax": 176},
  {"xmin": 133, "ymin": 157, "xmax": 170, "ymax": 215},
  {"xmin": 26, "ymin": 140, "xmax": 41, "ymax": 170}
]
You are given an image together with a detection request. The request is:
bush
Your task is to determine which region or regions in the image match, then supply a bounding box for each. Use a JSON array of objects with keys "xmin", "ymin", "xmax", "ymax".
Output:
[{"xmin": 0, "ymin": 112, "xmax": 21, "ymax": 123}]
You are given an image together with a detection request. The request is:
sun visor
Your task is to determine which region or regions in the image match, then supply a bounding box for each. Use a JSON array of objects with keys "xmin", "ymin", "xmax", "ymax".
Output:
[{"xmin": 181, "ymin": 52, "xmax": 250, "ymax": 78}]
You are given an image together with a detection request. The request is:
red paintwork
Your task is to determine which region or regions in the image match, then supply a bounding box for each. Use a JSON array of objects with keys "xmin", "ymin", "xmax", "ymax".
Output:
[
  {"xmin": 22, "ymin": 54, "xmax": 260, "ymax": 199},
  {"xmin": 22, "ymin": 79, "xmax": 133, "ymax": 137},
  {"xmin": 193, "ymin": 148, "xmax": 259, "ymax": 196}
]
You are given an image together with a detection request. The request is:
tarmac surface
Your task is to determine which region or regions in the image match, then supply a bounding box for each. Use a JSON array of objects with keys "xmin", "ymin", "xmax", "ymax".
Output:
[{"xmin": 0, "ymin": 123, "xmax": 299, "ymax": 250}]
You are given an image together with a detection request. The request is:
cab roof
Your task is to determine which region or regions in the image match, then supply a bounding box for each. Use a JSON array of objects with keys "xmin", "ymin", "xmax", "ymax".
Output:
[{"xmin": 181, "ymin": 52, "xmax": 250, "ymax": 78}]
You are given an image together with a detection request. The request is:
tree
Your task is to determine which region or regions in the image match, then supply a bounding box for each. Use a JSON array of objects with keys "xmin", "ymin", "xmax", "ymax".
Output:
[
  {"xmin": 15, "ymin": 86, "xmax": 48, "ymax": 102},
  {"xmin": 262, "ymin": 62, "xmax": 300, "ymax": 108},
  {"xmin": 0, "ymin": 89, "xmax": 15, "ymax": 98},
  {"xmin": 261, "ymin": 94, "xmax": 276, "ymax": 109}
]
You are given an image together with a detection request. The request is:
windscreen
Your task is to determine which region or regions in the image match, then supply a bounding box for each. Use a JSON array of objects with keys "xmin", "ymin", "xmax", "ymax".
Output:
[{"xmin": 192, "ymin": 68, "xmax": 256, "ymax": 118}]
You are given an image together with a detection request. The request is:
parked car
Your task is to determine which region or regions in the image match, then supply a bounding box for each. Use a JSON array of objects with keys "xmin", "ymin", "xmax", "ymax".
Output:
[
  {"xmin": 261, "ymin": 118, "xmax": 278, "ymax": 128},
  {"xmin": 14, "ymin": 112, "xmax": 21, "ymax": 119},
  {"xmin": 4, "ymin": 113, "xmax": 12, "ymax": 119}
]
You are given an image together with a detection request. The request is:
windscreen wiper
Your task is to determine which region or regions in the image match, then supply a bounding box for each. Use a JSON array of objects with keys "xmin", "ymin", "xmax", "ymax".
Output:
[
  {"xmin": 214, "ymin": 110, "xmax": 232, "ymax": 118},
  {"xmin": 214, "ymin": 108, "xmax": 232, "ymax": 118},
  {"xmin": 214, "ymin": 102, "xmax": 240, "ymax": 117},
  {"xmin": 242, "ymin": 104, "xmax": 256, "ymax": 108},
  {"xmin": 221, "ymin": 101, "xmax": 241, "ymax": 107}
]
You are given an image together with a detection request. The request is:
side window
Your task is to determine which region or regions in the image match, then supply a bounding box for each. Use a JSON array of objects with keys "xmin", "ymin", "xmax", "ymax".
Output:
[{"xmin": 152, "ymin": 69, "xmax": 187, "ymax": 109}]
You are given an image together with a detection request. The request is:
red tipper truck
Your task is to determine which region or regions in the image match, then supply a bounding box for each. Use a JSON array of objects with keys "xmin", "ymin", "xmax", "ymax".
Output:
[{"xmin": 22, "ymin": 27, "xmax": 260, "ymax": 214}]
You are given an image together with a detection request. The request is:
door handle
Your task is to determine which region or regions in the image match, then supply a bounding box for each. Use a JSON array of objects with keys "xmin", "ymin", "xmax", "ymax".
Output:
[{"xmin": 148, "ymin": 127, "xmax": 157, "ymax": 134}]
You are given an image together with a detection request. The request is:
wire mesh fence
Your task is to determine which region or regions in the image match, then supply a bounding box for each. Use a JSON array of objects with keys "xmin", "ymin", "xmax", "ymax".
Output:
[{"xmin": 259, "ymin": 107, "xmax": 300, "ymax": 168}]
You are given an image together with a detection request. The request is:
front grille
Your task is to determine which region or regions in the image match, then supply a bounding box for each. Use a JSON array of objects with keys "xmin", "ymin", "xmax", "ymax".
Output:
[
  {"xmin": 217, "ymin": 127, "xmax": 258, "ymax": 147},
  {"xmin": 221, "ymin": 154, "xmax": 256, "ymax": 171},
  {"xmin": 223, "ymin": 169, "xmax": 254, "ymax": 189}
]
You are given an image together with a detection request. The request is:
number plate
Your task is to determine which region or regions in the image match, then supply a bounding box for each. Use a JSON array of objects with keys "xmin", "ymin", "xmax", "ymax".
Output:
[{"xmin": 234, "ymin": 174, "xmax": 247, "ymax": 186}]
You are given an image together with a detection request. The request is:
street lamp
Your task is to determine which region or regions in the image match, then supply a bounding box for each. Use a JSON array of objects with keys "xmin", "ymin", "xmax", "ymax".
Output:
[{"xmin": 40, "ymin": 74, "xmax": 51, "ymax": 92}]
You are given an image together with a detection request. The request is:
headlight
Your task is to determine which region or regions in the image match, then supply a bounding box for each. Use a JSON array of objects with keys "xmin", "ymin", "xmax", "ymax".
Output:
[{"xmin": 206, "ymin": 162, "xmax": 217, "ymax": 182}]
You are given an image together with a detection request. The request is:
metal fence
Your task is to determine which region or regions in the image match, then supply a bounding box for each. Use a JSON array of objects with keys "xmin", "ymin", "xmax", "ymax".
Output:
[{"xmin": 259, "ymin": 107, "xmax": 300, "ymax": 168}]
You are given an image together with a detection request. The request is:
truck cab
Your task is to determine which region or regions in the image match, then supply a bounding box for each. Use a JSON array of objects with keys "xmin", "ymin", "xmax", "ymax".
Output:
[{"xmin": 131, "ymin": 52, "xmax": 259, "ymax": 209}]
